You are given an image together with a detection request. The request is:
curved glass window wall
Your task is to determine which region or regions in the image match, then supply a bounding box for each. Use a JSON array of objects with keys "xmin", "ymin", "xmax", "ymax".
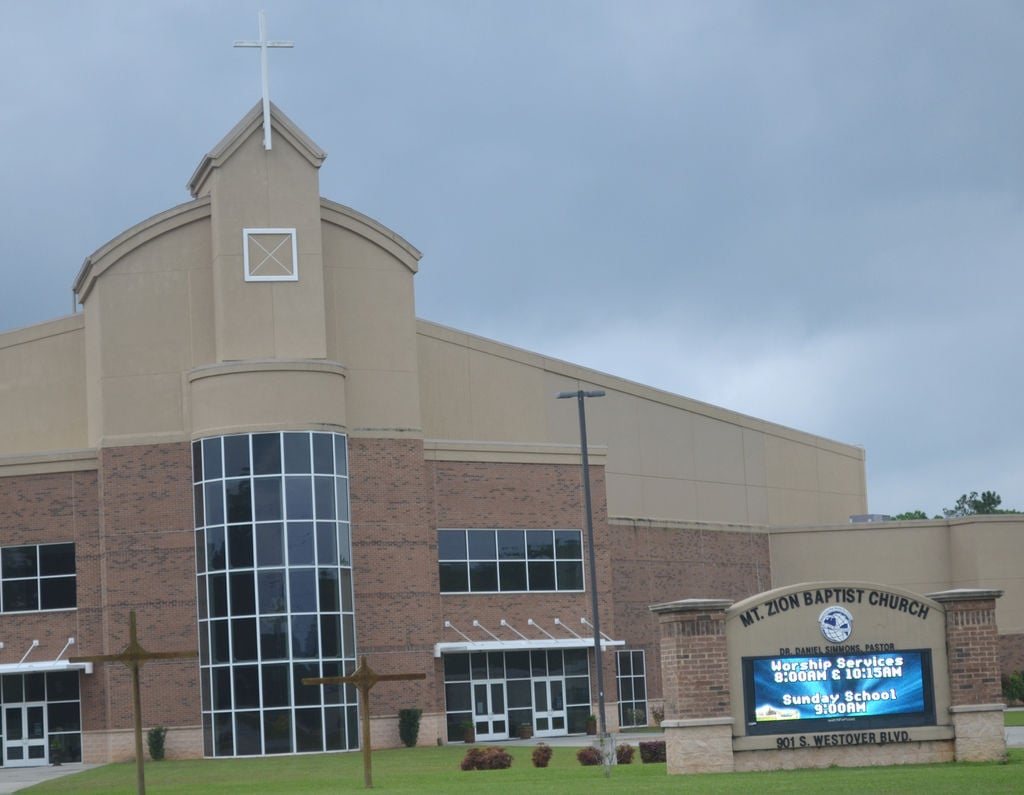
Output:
[{"xmin": 193, "ymin": 432, "xmax": 357, "ymax": 756}]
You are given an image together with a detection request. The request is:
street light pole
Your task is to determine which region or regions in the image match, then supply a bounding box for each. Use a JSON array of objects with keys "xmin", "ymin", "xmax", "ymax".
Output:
[{"xmin": 556, "ymin": 388, "xmax": 610, "ymax": 769}]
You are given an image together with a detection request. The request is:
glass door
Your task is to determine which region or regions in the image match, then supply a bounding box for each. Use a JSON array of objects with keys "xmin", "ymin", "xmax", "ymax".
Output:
[
  {"xmin": 4, "ymin": 704, "xmax": 47, "ymax": 767},
  {"xmin": 532, "ymin": 678, "xmax": 566, "ymax": 737},
  {"xmin": 472, "ymin": 681, "xmax": 507, "ymax": 741}
]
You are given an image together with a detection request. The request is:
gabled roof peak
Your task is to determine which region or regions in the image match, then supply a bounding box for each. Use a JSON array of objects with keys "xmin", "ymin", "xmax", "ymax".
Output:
[{"xmin": 187, "ymin": 101, "xmax": 327, "ymax": 197}]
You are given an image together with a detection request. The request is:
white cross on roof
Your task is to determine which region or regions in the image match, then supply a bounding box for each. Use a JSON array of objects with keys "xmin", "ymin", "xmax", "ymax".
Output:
[{"xmin": 234, "ymin": 10, "xmax": 294, "ymax": 150}]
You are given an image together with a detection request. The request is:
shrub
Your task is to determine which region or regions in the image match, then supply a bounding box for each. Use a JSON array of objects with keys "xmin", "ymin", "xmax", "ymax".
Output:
[
  {"xmin": 651, "ymin": 706, "xmax": 665, "ymax": 726},
  {"xmin": 639, "ymin": 740, "xmax": 666, "ymax": 764},
  {"xmin": 1003, "ymin": 672, "xmax": 1024, "ymax": 704},
  {"xmin": 576, "ymin": 745, "xmax": 604, "ymax": 766},
  {"xmin": 147, "ymin": 726, "xmax": 168, "ymax": 761},
  {"xmin": 398, "ymin": 708, "xmax": 422, "ymax": 748},
  {"xmin": 616, "ymin": 743, "xmax": 636, "ymax": 764},
  {"xmin": 531, "ymin": 742, "xmax": 553, "ymax": 768},
  {"xmin": 461, "ymin": 746, "xmax": 513, "ymax": 771}
]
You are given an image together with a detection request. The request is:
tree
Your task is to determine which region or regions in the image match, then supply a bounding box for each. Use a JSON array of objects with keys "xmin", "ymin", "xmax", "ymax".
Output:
[
  {"xmin": 942, "ymin": 490, "xmax": 1014, "ymax": 518},
  {"xmin": 893, "ymin": 510, "xmax": 930, "ymax": 520}
]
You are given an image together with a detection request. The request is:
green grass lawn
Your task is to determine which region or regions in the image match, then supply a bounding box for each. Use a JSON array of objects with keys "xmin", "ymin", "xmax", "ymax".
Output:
[
  {"xmin": 1005, "ymin": 709, "xmax": 1024, "ymax": 726},
  {"xmin": 23, "ymin": 746, "xmax": 1024, "ymax": 795}
]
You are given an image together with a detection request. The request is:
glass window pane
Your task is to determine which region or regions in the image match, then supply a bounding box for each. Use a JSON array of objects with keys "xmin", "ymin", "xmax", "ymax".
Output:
[
  {"xmin": 291, "ymin": 615, "xmax": 319, "ymax": 658},
  {"xmin": 467, "ymin": 531, "xmax": 495, "ymax": 560},
  {"xmin": 39, "ymin": 544, "xmax": 75, "ymax": 576},
  {"xmin": 264, "ymin": 709, "xmax": 292, "ymax": 754},
  {"xmin": 314, "ymin": 477, "xmax": 335, "ymax": 519},
  {"xmin": 47, "ymin": 671, "xmax": 79, "ymax": 701},
  {"xmin": 3, "ymin": 580, "xmax": 37, "ymax": 611},
  {"xmin": 498, "ymin": 561, "xmax": 526, "ymax": 591},
  {"xmin": 437, "ymin": 530, "xmax": 466, "ymax": 560},
  {"xmin": 320, "ymin": 615, "xmax": 341, "ymax": 658},
  {"xmin": 318, "ymin": 569, "xmax": 340, "ymax": 612},
  {"xmin": 317, "ymin": 523, "xmax": 338, "ymax": 565},
  {"xmin": 253, "ymin": 478, "xmax": 283, "ymax": 521},
  {"xmin": 556, "ymin": 561, "xmax": 584, "ymax": 591},
  {"xmin": 339, "ymin": 569, "xmax": 353, "ymax": 612},
  {"xmin": 342, "ymin": 615, "xmax": 355, "ymax": 658},
  {"xmin": 228, "ymin": 525, "xmax": 254, "ymax": 569},
  {"xmin": 283, "ymin": 433, "xmax": 311, "ymax": 474},
  {"xmin": 293, "ymin": 663, "xmax": 320, "ymax": 706},
  {"xmin": 209, "ymin": 573, "xmax": 228, "ymax": 617},
  {"xmin": 41, "ymin": 577, "xmax": 76, "ymax": 610},
  {"xmin": 338, "ymin": 523, "xmax": 351, "ymax": 566},
  {"xmin": 2, "ymin": 546, "xmax": 37, "ymax": 578},
  {"xmin": 260, "ymin": 617, "xmax": 289, "ymax": 660},
  {"xmin": 528, "ymin": 561, "xmax": 555, "ymax": 591},
  {"xmin": 194, "ymin": 484, "xmax": 205, "ymax": 528},
  {"xmin": 468, "ymin": 562, "xmax": 497, "ymax": 592},
  {"xmin": 192, "ymin": 440, "xmax": 204, "ymax": 482},
  {"xmin": 438, "ymin": 562, "xmax": 467, "ymax": 593},
  {"xmin": 229, "ymin": 571, "xmax": 256, "ymax": 616},
  {"xmin": 334, "ymin": 480, "xmax": 350, "ymax": 522},
  {"xmin": 225, "ymin": 479, "xmax": 252, "ymax": 524},
  {"xmin": 232, "ymin": 620, "xmax": 258, "ymax": 662},
  {"xmin": 234, "ymin": 710, "xmax": 261, "ymax": 755},
  {"xmin": 526, "ymin": 531, "xmax": 554, "ymax": 560},
  {"xmin": 206, "ymin": 527, "xmax": 226, "ymax": 570},
  {"xmin": 505, "ymin": 652, "xmax": 530, "ymax": 679},
  {"xmin": 443, "ymin": 653, "xmax": 470, "ymax": 681},
  {"xmin": 214, "ymin": 712, "xmax": 233, "ymax": 756},
  {"xmin": 204, "ymin": 482, "xmax": 224, "ymax": 526},
  {"xmin": 211, "ymin": 620, "xmax": 230, "ymax": 664},
  {"xmin": 334, "ymin": 439, "xmax": 347, "ymax": 476},
  {"xmin": 555, "ymin": 530, "xmax": 582, "ymax": 559},
  {"xmin": 251, "ymin": 434, "xmax": 282, "ymax": 475},
  {"xmin": 47, "ymin": 702, "xmax": 80, "ymax": 733},
  {"xmin": 223, "ymin": 435, "xmax": 250, "ymax": 478},
  {"xmin": 258, "ymin": 571, "xmax": 287, "ymax": 614},
  {"xmin": 213, "ymin": 667, "xmax": 232, "ymax": 709},
  {"xmin": 202, "ymin": 437, "xmax": 222, "ymax": 480},
  {"xmin": 287, "ymin": 523, "xmax": 315, "ymax": 565},
  {"xmin": 25, "ymin": 674, "xmax": 45, "ymax": 701},
  {"xmin": 564, "ymin": 649, "xmax": 589, "ymax": 675},
  {"xmin": 289, "ymin": 569, "xmax": 317, "ymax": 613},
  {"xmin": 262, "ymin": 664, "xmax": 291, "ymax": 708},
  {"xmin": 256, "ymin": 523, "xmax": 284, "ymax": 567},
  {"xmin": 285, "ymin": 478, "xmax": 314, "ymax": 520},
  {"xmin": 497, "ymin": 531, "xmax": 525, "ymax": 559},
  {"xmin": 233, "ymin": 665, "xmax": 261, "ymax": 710},
  {"xmin": 312, "ymin": 434, "xmax": 334, "ymax": 474},
  {"xmin": 294, "ymin": 707, "xmax": 323, "ymax": 752}
]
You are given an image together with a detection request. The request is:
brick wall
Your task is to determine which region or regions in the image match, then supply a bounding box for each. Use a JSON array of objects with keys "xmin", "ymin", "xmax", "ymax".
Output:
[
  {"xmin": 1000, "ymin": 632, "xmax": 1024, "ymax": 679},
  {"xmin": 611, "ymin": 520, "xmax": 769, "ymax": 712},
  {"xmin": 942, "ymin": 597, "xmax": 1003, "ymax": 706},
  {"xmin": 654, "ymin": 603, "xmax": 731, "ymax": 720}
]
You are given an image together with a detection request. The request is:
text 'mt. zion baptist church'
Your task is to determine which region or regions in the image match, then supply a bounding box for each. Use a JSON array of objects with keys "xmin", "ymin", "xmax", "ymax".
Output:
[{"xmin": 0, "ymin": 100, "xmax": 1020, "ymax": 766}]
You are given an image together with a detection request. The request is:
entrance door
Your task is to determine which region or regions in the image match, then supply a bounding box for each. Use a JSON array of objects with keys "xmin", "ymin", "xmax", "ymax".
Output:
[
  {"xmin": 532, "ymin": 678, "xmax": 566, "ymax": 737},
  {"xmin": 472, "ymin": 681, "xmax": 508, "ymax": 741},
  {"xmin": 3, "ymin": 704, "xmax": 47, "ymax": 767}
]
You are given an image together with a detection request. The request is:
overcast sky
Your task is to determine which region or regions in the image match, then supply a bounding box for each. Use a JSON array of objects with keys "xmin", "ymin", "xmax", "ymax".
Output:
[{"xmin": 3, "ymin": 1, "xmax": 1022, "ymax": 518}]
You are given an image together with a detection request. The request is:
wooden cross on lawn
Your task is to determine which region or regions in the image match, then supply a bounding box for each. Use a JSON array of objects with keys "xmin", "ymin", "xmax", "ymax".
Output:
[
  {"xmin": 71, "ymin": 610, "xmax": 198, "ymax": 795},
  {"xmin": 304, "ymin": 655, "xmax": 426, "ymax": 788}
]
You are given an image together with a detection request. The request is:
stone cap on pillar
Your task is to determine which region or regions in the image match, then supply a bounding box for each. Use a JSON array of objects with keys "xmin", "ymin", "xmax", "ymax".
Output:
[
  {"xmin": 650, "ymin": 598, "xmax": 734, "ymax": 615},
  {"xmin": 926, "ymin": 588, "xmax": 1004, "ymax": 603}
]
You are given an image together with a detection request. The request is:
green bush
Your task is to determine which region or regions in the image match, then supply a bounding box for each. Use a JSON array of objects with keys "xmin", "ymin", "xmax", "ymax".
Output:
[
  {"xmin": 461, "ymin": 746, "xmax": 513, "ymax": 770},
  {"xmin": 1003, "ymin": 672, "xmax": 1024, "ymax": 703},
  {"xmin": 576, "ymin": 746, "xmax": 603, "ymax": 766},
  {"xmin": 398, "ymin": 708, "xmax": 422, "ymax": 748},
  {"xmin": 147, "ymin": 726, "xmax": 168, "ymax": 761}
]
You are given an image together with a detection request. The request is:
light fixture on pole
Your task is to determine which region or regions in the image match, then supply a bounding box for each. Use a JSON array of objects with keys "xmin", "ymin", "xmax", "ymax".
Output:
[{"xmin": 556, "ymin": 388, "xmax": 610, "ymax": 770}]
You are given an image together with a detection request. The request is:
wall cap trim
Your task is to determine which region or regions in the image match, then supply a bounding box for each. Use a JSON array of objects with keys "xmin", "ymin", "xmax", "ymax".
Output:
[
  {"xmin": 927, "ymin": 588, "xmax": 1004, "ymax": 603},
  {"xmin": 650, "ymin": 599, "xmax": 733, "ymax": 615}
]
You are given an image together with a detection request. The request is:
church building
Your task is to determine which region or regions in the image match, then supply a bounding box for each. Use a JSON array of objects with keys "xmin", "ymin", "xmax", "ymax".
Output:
[{"xmin": 0, "ymin": 100, "xmax": 1016, "ymax": 766}]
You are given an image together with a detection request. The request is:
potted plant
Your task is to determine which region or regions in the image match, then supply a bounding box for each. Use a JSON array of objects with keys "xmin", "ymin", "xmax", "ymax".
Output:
[
  {"xmin": 49, "ymin": 736, "xmax": 65, "ymax": 766},
  {"xmin": 461, "ymin": 720, "xmax": 476, "ymax": 744},
  {"xmin": 518, "ymin": 722, "xmax": 533, "ymax": 740},
  {"xmin": 585, "ymin": 714, "xmax": 597, "ymax": 735}
]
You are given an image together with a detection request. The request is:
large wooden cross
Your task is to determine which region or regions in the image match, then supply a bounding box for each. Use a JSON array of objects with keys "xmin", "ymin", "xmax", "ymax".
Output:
[
  {"xmin": 304, "ymin": 655, "xmax": 426, "ymax": 788},
  {"xmin": 71, "ymin": 610, "xmax": 198, "ymax": 795}
]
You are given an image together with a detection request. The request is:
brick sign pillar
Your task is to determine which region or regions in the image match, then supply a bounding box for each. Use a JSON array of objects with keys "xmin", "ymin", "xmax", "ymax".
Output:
[
  {"xmin": 928, "ymin": 588, "xmax": 1006, "ymax": 762},
  {"xmin": 650, "ymin": 599, "xmax": 734, "ymax": 774}
]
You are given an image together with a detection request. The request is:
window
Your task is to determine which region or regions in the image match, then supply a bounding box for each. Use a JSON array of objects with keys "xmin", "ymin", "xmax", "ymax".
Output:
[
  {"xmin": 616, "ymin": 650, "xmax": 648, "ymax": 727},
  {"xmin": 0, "ymin": 543, "xmax": 76, "ymax": 613},
  {"xmin": 194, "ymin": 432, "xmax": 357, "ymax": 757},
  {"xmin": 438, "ymin": 529, "xmax": 584, "ymax": 594}
]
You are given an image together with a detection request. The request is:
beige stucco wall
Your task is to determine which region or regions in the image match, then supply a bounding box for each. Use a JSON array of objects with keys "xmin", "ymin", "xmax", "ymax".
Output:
[
  {"xmin": 417, "ymin": 321, "xmax": 867, "ymax": 526},
  {"xmin": 768, "ymin": 516, "xmax": 1024, "ymax": 636},
  {"xmin": 0, "ymin": 315, "xmax": 88, "ymax": 454}
]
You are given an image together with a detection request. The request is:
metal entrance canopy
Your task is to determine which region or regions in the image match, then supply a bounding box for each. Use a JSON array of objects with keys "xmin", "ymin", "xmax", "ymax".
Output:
[{"xmin": 434, "ymin": 618, "xmax": 624, "ymax": 657}]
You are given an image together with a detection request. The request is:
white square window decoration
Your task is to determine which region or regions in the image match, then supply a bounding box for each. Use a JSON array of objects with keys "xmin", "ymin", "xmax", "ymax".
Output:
[{"xmin": 242, "ymin": 228, "xmax": 298, "ymax": 282}]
